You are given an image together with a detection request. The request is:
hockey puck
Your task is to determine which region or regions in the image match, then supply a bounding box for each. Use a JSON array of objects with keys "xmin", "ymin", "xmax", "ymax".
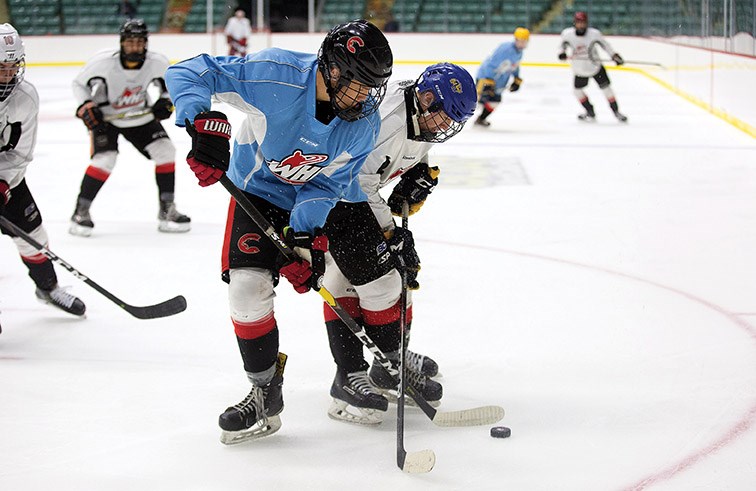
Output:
[{"xmin": 490, "ymin": 426, "xmax": 511, "ymax": 438}]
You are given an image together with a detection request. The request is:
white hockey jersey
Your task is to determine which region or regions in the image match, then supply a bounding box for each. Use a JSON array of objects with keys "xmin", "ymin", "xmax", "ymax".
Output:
[
  {"xmin": 72, "ymin": 49, "xmax": 170, "ymax": 128},
  {"xmin": 0, "ymin": 80, "xmax": 38, "ymax": 189},
  {"xmin": 559, "ymin": 27, "xmax": 618, "ymax": 77},
  {"xmin": 359, "ymin": 80, "xmax": 434, "ymax": 231}
]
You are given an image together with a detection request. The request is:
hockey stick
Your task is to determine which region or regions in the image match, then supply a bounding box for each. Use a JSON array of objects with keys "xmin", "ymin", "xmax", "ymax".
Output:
[
  {"xmin": 0, "ymin": 216, "xmax": 187, "ymax": 319},
  {"xmin": 590, "ymin": 56, "xmax": 666, "ymax": 69},
  {"xmin": 219, "ymin": 175, "xmax": 504, "ymax": 427},
  {"xmin": 396, "ymin": 201, "xmax": 435, "ymax": 473}
]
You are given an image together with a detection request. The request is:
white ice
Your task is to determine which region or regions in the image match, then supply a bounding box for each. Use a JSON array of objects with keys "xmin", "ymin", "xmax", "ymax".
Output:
[{"xmin": 1, "ymin": 63, "xmax": 755, "ymax": 490}]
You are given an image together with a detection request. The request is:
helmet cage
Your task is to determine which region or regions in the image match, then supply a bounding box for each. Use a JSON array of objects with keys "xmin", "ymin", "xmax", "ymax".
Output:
[
  {"xmin": 0, "ymin": 24, "xmax": 25, "ymax": 102},
  {"xmin": 119, "ymin": 19, "xmax": 148, "ymax": 66}
]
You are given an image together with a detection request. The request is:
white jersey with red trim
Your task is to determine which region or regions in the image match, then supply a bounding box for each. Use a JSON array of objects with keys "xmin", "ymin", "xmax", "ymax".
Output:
[
  {"xmin": 0, "ymin": 80, "xmax": 38, "ymax": 189},
  {"xmin": 559, "ymin": 27, "xmax": 617, "ymax": 77},
  {"xmin": 358, "ymin": 79, "xmax": 433, "ymax": 231},
  {"xmin": 72, "ymin": 49, "xmax": 170, "ymax": 129}
]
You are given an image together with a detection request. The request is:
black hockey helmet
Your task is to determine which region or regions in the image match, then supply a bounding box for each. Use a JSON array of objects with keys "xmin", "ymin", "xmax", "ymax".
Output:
[
  {"xmin": 318, "ymin": 19, "xmax": 393, "ymax": 121},
  {"xmin": 119, "ymin": 18, "xmax": 148, "ymax": 68}
]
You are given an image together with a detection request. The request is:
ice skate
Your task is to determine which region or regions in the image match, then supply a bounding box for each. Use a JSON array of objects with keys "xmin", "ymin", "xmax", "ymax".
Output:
[
  {"xmin": 369, "ymin": 353, "xmax": 443, "ymax": 407},
  {"xmin": 218, "ymin": 352, "xmax": 286, "ymax": 445},
  {"xmin": 69, "ymin": 199, "xmax": 94, "ymax": 237},
  {"xmin": 613, "ymin": 110, "xmax": 628, "ymax": 123},
  {"xmin": 158, "ymin": 200, "xmax": 191, "ymax": 233},
  {"xmin": 406, "ymin": 349, "xmax": 440, "ymax": 378},
  {"xmin": 35, "ymin": 285, "xmax": 86, "ymax": 316},
  {"xmin": 328, "ymin": 370, "xmax": 388, "ymax": 426},
  {"xmin": 578, "ymin": 109, "xmax": 596, "ymax": 122},
  {"xmin": 474, "ymin": 117, "xmax": 491, "ymax": 127}
]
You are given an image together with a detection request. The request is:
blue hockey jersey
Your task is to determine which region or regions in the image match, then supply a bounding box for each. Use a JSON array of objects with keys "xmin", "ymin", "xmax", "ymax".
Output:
[
  {"xmin": 165, "ymin": 48, "xmax": 381, "ymax": 234},
  {"xmin": 476, "ymin": 41, "xmax": 523, "ymax": 92}
]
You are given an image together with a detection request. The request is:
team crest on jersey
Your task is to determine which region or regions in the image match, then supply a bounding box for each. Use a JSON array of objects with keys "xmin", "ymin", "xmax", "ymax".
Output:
[
  {"xmin": 112, "ymin": 86, "xmax": 145, "ymax": 109},
  {"xmin": 266, "ymin": 150, "xmax": 329, "ymax": 184}
]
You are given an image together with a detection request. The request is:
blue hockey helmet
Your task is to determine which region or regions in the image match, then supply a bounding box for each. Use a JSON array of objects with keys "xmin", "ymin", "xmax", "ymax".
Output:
[{"xmin": 412, "ymin": 62, "xmax": 476, "ymax": 142}]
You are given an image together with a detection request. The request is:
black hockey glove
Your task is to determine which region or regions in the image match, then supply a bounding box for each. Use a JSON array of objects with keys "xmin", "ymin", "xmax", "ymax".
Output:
[
  {"xmin": 386, "ymin": 227, "xmax": 420, "ymax": 290},
  {"xmin": 0, "ymin": 179, "xmax": 10, "ymax": 215},
  {"xmin": 278, "ymin": 227, "xmax": 328, "ymax": 294},
  {"xmin": 152, "ymin": 98, "xmax": 174, "ymax": 121},
  {"xmin": 388, "ymin": 163, "xmax": 440, "ymax": 217},
  {"xmin": 558, "ymin": 52, "xmax": 568, "ymax": 61},
  {"xmin": 76, "ymin": 101, "xmax": 105, "ymax": 131},
  {"xmin": 184, "ymin": 111, "xmax": 231, "ymax": 187},
  {"xmin": 509, "ymin": 77, "xmax": 522, "ymax": 92},
  {"xmin": 612, "ymin": 53, "xmax": 625, "ymax": 66}
]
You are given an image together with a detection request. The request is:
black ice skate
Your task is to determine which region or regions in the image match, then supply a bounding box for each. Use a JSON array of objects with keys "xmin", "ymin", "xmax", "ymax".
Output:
[
  {"xmin": 218, "ymin": 352, "xmax": 287, "ymax": 445},
  {"xmin": 35, "ymin": 285, "xmax": 86, "ymax": 316},
  {"xmin": 405, "ymin": 349, "xmax": 440, "ymax": 378},
  {"xmin": 369, "ymin": 353, "xmax": 443, "ymax": 407},
  {"xmin": 69, "ymin": 199, "xmax": 94, "ymax": 237},
  {"xmin": 474, "ymin": 117, "xmax": 491, "ymax": 127},
  {"xmin": 613, "ymin": 110, "xmax": 628, "ymax": 123},
  {"xmin": 578, "ymin": 109, "xmax": 596, "ymax": 122},
  {"xmin": 158, "ymin": 200, "xmax": 191, "ymax": 233},
  {"xmin": 328, "ymin": 370, "xmax": 388, "ymax": 426}
]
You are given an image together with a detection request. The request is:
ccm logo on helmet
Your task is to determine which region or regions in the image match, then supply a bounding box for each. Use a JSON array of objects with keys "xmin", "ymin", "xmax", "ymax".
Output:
[{"xmin": 346, "ymin": 36, "xmax": 364, "ymax": 53}]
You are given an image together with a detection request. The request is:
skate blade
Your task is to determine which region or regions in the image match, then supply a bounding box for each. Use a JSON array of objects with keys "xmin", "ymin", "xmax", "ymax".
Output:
[
  {"xmin": 327, "ymin": 398, "xmax": 384, "ymax": 426},
  {"xmin": 68, "ymin": 223, "xmax": 93, "ymax": 237},
  {"xmin": 158, "ymin": 221, "xmax": 191, "ymax": 233},
  {"xmin": 219, "ymin": 415, "xmax": 281, "ymax": 445}
]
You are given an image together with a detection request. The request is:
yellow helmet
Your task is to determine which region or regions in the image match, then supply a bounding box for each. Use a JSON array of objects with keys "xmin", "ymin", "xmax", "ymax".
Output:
[{"xmin": 514, "ymin": 27, "xmax": 530, "ymax": 41}]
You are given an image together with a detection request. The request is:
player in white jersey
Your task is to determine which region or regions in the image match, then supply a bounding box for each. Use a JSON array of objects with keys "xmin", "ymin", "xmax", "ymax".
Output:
[
  {"xmin": 69, "ymin": 19, "xmax": 190, "ymax": 237},
  {"xmin": 0, "ymin": 24, "xmax": 86, "ymax": 324},
  {"xmin": 558, "ymin": 11, "xmax": 627, "ymax": 122},
  {"xmin": 224, "ymin": 8, "xmax": 252, "ymax": 56},
  {"xmin": 321, "ymin": 63, "xmax": 477, "ymax": 425}
]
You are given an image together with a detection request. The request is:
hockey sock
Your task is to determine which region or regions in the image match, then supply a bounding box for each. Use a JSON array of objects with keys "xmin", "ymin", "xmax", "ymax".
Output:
[
  {"xmin": 77, "ymin": 171, "xmax": 107, "ymax": 202},
  {"xmin": 23, "ymin": 258, "xmax": 57, "ymax": 291},
  {"xmin": 609, "ymin": 100, "xmax": 620, "ymax": 113},
  {"xmin": 326, "ymin": 319, "xmax": 369, "ymax": 373},
  {"xmin": 155, "ymin": 163, "xmax": 175, "ymax": 199},
  {"xmin": 236, "ymin": 327, "xmax": 279, "ymax": 375}
]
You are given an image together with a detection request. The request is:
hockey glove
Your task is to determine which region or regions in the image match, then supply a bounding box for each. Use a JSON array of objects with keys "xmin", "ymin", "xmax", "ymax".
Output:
[
  {"xmin": 0, "ymin": 180, "xmax": 10, "ymax": 215},
  {"xmin": 612, "ymin": 53, "xmax": 625, "ymax": 66},
  {"xmin": 76, "ymin": 101, "xmax": 105, "ymax": 131},
  {"xmin": 386, "ymin": 227, "xmax": 420, "ymax": 290},
  {"xmin": 388, "ymin": 163, "xmax": 440, "ymax": 217},
  {"xmin": 558, "ymin": 52, "xmax": 568, "ymax": 61},
  {"xmin": 278, "ymin": 227, "xmax": 329, "ymax": 294},
  {"xmin": 152, "ymin": 98, "xmax": 174, "ymax": 121},
  {"xmin": 184, "ymin": 111, "xmax": 232, "ymax": 187},
  {"xmin": 509, "ymin": 77, "xmax": 522, "ymax": 92}
]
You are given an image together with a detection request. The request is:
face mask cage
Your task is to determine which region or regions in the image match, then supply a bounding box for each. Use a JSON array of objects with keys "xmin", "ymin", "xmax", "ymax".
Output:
[
  {"xmin": 0, "ymin": 57, "xmax": 25, "ymax": 102},
  {"xmin": 329, "ymin": 74, "xmax": 388, "ymax": 122},
  {"xmin": 412, "ymin": 91, "xmax": 467, "ymax": 143}
]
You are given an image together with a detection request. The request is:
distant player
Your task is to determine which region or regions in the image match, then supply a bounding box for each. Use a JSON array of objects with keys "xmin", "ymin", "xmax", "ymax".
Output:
[
  {"xmin": 474, "ymin": 27, "xmax": 529, "ymax": 127},
  {"xmin": 558, "ymin": 11, "xmax": 627, "ymax": 122},
  {"xmin": 324, "ymin": 63, "xmax": 477, "ymax": 425},
  {"xmin": 224, "ymin": 8, "xmax": 252, "ymax": 56},
  {"xmin": 0, "ymin": 24, "xmax": 86, "ymax": 318},
  {"xmin": 69, "ymin": 18, "xmax": 190, "ymax": 237},
  {"xmin": 165, "ymin": 20, "xmax": 393, "ymax": 443}
]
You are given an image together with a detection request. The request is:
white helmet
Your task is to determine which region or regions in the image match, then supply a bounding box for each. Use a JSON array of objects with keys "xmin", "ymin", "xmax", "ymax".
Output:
[{"xmin": 0, "ymin": 23, "xmax": 25, "ymax": 102}]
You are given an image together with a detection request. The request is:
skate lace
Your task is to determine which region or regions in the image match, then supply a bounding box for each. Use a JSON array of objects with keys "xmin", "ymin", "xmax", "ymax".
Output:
[
  {"xmin": 347, "ymin": 371, "xmax": 379, "ymax": 396},
  {"xmin": 404, "ymin": 350, "xmax": 425, "ymax": 373},
  {"xmin": 49, "ymin": 287, "xmax": 77, "ymax": 309},
  {"xmin": 234, "ymin": 387, "xmax": 266, "ymax": 421},
  {"xmin": 403, "ymin": 366, "xmax": 427, "ymax": 389}
]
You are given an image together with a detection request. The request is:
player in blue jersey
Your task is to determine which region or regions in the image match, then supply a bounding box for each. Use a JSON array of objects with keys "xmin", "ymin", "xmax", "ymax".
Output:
[
  {"xmin": 474, "ymin": 27, "xmax": 529, "ymax": 127},
  {"xmin": 323, "ymin": 63, "xmax": 477, "ymax": 425},
  {"xmin": 165, "ymin": 19, "xmax": 392, "ymax": 444}
]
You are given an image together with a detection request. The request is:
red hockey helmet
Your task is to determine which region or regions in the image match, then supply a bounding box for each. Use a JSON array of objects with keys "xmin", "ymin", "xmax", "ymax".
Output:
[{"xmin": 574, "ymin": 11, "xmax": 588, "ymax": 23}]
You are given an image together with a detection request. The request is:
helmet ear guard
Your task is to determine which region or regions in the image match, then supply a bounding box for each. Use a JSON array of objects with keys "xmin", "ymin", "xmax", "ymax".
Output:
[
  {"xmin": 0, "ymin": 23, "xmax": 25, "ymax": 102},
  {"xmin": 318, "ymin": 19, "xmax": 393, "ymax": 121}
]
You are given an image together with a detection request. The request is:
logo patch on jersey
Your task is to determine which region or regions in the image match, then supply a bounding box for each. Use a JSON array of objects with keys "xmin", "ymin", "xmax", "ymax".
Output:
[
  {"xmin": 113, "ymin": 86, "xmax": 145, "ymax": 109},
  {"xmin": 266, "ymin": 150, "xmax": 329, "ymax": 184},
  {"xmin": 238, "ymin": 233, "xmax": 262, "ymax": 254},
  {"xmin": 0, "ymin": 117, "xmax": 22, "ymax": 152},
  {"xmin": 346, "ymin": 36, "xmax": 364, "ymax": 54},
  {"xmin": 450, "ymin": 78, "xmax": 462, "ymax": 94}
]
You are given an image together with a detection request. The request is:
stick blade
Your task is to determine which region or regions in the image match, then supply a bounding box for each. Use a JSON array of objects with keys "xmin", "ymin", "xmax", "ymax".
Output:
[
  {"xmin": 400, "ymin": 449, "xmax": 435, "ymax": 474},
  {"xmin": 432, "ymin": 405, "xmax": 505, "ymax": 427},
  {"xmin": 123, "ymin": 295, "xmax": 187, "ymax": 319}
]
